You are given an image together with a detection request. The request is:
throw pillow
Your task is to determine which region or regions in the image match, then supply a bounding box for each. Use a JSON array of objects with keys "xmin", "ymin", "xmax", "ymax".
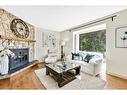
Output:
[
  {"xmin": 72, "ymin": 53, "xmax": 80, "ymax": 60},
  {"xmin": 84, "ymin": 54, "xmax": 94, "ymax": 63}
]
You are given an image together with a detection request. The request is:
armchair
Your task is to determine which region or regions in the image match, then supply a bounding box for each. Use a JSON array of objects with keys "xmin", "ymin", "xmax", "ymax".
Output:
[{"xmin": 45, "ymin": 49, "xmax": 57, "ymax": 64}]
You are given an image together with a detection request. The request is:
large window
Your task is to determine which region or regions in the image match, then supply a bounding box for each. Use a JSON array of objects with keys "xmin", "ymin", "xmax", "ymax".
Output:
[{"xmin": 79, "ymin": 29, "xmax": 106, "ymax": 52}]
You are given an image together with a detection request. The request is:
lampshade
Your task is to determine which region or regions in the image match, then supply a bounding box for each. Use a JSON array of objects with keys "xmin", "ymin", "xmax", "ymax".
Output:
[{"xmin": 61, "ymin": 40, "xmax": 66, "ymax": 46}]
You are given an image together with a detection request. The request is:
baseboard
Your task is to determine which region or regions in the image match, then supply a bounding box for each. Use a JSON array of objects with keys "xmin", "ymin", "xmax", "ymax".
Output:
[{"xmin": 107, "ymin": 71, "xmax": 127, "ymax": 80}]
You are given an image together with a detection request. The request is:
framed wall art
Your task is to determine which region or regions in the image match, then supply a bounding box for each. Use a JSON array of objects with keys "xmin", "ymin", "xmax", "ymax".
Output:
[
  {"xmin": 42, "ymin": 32, "xmax": 57, "ymax": 47},
  {"xmin": 115, "ymin": 26, "xmax": 127, "ymax": 48}
]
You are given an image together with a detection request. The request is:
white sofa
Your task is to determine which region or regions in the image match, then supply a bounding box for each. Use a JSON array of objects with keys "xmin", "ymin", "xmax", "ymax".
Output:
[{"xmin": 66, "ymin": 52, "xmax": 104, "ymax": 76}]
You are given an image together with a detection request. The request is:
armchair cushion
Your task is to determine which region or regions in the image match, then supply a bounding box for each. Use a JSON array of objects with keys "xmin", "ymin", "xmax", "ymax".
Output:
[
  {"xmin": 45, "ymin": 57, "xmax": 57, "ymax": 63},
  {"xmin": 48, "ymin": 53, "xmax": 57, "ymax": 57}
]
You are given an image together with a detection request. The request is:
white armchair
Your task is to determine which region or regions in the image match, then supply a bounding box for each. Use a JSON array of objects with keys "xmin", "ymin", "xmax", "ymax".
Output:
[
  {"xmin": 45, "ymin": 49, "xmax": 57, "ymax": 64},
  {"xmin": 66, "ymin": 52, "xmax": 104, "ymax": 76}
]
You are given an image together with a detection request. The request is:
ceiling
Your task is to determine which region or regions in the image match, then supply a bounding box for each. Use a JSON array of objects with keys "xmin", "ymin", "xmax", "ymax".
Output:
[{"xmin": 1, "ymin": 6, "xmax": 127, "ymax": 32}]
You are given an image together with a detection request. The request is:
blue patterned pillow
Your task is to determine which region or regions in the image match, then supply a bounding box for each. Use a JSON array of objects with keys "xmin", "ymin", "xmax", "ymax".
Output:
[
  {"xmin": 72, "ymin": 53, "xmax": 80, "ymax": 60},
  {"xmin": 84, "ymin": 54, "xmax": 94, "ymax": 63}
]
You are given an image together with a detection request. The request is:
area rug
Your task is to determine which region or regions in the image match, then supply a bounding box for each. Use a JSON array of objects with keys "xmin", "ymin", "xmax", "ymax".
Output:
[{"xmin": 35, "ymin": 68, "xmax": 106, "ymax": 89}]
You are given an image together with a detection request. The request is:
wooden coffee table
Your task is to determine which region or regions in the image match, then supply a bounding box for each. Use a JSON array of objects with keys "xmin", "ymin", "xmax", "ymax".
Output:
[{"xmin": 46, "ymin": 61, "xmax": 81, "ymax": 87}]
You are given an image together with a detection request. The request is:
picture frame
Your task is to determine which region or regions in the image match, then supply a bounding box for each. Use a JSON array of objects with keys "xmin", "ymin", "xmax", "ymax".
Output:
[
  {"xmin": 115, "ymin": 26, "xmax": 127, "ymax": 48},
  {"xmin": 42, "ymin": 32, "xmax": 57, "ymax": 47}
]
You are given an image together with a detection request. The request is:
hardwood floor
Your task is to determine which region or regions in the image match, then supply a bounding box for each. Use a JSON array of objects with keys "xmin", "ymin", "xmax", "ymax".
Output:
[
  {"xmin": 0, "ymin": 63, "xmax": 127, "ymax": 89},
  {"xmin": 104, "ymin": 74, "xmax": 127, "ymax": 89},
  {"xmin": 0, "ymin": 63, "xmax": 46, "ymax": 89}
]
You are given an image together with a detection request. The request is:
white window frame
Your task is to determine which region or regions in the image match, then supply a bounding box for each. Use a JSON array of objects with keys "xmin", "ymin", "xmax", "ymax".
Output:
[{"xmin": 73, "ymin": 24, "xmax": 106, "ymax": 52}]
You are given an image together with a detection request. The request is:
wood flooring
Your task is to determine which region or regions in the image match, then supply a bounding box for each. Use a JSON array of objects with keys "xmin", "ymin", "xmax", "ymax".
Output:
[
  {"xmin": 104, "ymin": 74, "xmax": 127, "ymax": 89},
  {"xmin": 0, "ymin": 63, "xmax": 127, "ymax": 89},
  {"xmin": 0, "ymin": 63, "xmax": 45, "ymax": 89}
]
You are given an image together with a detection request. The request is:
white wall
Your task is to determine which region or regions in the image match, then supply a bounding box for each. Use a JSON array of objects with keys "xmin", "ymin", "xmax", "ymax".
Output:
[
  {"xmin": 60, "ymin": 31, "xmax": 73, "ymax": 56},
  {"xmin": 35, "ymin": 27, "xmax": 60, "ymax": 62},
  {"xmin": 60, "ymin": 9, "xmax": 127, "ymax": 79},
  {"xmin": 106, "ymin": 9, "xmax": 127, "ymax": 79}
]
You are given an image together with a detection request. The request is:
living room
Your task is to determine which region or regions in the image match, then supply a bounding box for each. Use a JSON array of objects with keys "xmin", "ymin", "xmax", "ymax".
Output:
[{"xmin": 0, "ymin": 5, "xmax": 127, "ymax": 91}]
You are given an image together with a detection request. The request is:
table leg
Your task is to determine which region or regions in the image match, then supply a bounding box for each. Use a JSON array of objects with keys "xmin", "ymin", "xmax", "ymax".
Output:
[
  {"xmin": 58, "ymin": 74, "xmax": 62, "ymax": 87},
  {"xmin": 76, "ymin": 66, "xmax": 81, "ymax": 75},
  {"xmin": 46, "ymin": 67, "xmax": 49, "ymax": 75}
]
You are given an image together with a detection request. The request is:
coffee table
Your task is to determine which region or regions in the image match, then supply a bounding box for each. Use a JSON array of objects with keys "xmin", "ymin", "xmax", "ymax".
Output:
[{"xmin": 46, "ymin": 61, "xmax": 81, "ymax": 87}]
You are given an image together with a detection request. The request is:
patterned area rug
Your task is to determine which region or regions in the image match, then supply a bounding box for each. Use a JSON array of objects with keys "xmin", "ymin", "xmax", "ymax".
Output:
[{"xmin": 35, "ymin": 68, "xmax": 106, "ymax": 89}]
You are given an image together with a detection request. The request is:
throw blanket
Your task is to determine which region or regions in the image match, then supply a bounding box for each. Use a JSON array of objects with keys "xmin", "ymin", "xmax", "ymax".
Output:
[{"xmin": 0, "ymin": 48, "xmax": 15, "ymax": 75}]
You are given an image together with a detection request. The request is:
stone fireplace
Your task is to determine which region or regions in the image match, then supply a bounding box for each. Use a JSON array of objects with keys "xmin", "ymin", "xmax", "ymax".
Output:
[{"xmin": 0, "ymin": 8, "xmax": 36, "ymax": 76}]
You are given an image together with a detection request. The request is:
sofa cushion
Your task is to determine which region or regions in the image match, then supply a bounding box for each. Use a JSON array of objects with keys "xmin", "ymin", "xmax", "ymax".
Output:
[{"xmin": 78, "ymin": 52, "xmax": 88, "ymax": 60}]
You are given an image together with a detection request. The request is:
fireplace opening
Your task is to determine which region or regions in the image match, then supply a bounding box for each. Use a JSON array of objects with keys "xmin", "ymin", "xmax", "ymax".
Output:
[{"xmin": 9, "ymin": 48, "xmax": 29, "ymax": 73}]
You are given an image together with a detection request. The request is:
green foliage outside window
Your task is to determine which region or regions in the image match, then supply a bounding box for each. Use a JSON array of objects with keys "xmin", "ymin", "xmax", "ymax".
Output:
[{"xmin": 79, "ymin": 30, "xmax": 106, "ymax": 53}]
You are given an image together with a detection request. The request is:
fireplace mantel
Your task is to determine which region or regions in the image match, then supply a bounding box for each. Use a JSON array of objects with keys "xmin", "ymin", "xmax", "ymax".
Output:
[{"xmin": 0, "ymin": 35, "xmax": 36, "ymax": 42}]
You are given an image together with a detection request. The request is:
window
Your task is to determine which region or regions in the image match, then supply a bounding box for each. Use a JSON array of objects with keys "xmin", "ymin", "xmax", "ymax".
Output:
[{"xmin": 79, "ymin": 29, "xmax": 106, "ymax": 52}]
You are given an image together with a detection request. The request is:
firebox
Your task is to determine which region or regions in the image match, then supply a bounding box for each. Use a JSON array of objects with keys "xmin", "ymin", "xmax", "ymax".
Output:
[{"xmin": 9, "ymin": 48, "xmax": 29, "ymax": 72}]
